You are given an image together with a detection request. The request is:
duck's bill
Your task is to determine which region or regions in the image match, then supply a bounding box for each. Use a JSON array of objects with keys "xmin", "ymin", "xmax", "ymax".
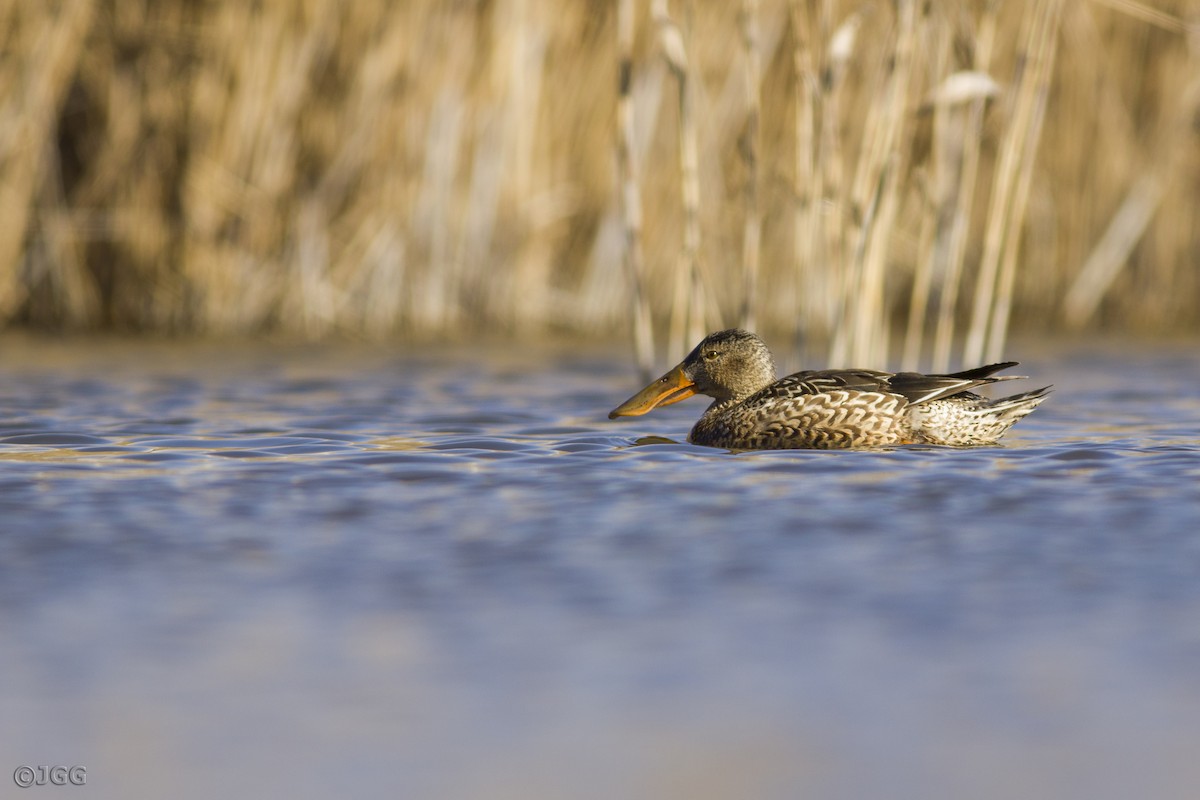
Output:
[{"xmin": 608, "ymin": 364, "xmax": 696, "ymax": 418}]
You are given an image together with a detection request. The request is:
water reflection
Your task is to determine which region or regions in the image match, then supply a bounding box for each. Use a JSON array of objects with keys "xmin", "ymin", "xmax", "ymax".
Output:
[{"xmin": 1, "ymin": 337, "xmax": 1199, "ymax": 799}]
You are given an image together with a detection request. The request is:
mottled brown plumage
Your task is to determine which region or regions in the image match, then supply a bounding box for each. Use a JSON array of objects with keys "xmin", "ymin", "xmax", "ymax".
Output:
[{"xmin": 608, "ymin": 329, "xmax": 1050, "ymax": 449}]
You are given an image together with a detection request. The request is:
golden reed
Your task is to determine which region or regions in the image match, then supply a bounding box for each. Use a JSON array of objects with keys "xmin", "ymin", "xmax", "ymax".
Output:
[{"xmin": 0, "ymin": 0, "xmax": 1195, "ymax": 366}]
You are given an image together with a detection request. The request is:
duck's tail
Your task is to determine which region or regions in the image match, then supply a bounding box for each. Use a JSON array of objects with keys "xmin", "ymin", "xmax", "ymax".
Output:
[{"xmin": 912, "ymin": 385, "xmax": 1052, "ymax": 446}]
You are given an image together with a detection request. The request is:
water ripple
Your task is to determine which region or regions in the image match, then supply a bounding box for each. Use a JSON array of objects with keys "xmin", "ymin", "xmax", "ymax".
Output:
[{"xmin": 2, "ymin": 339, "xmax": 1199, "ymax": 800}]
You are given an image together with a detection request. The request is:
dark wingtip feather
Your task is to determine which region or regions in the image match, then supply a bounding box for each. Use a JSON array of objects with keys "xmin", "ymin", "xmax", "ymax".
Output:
[
  {"xmin": 991, "ymin": 385, "xmax": 1053, "ymax": 412},
  {"xmin": 947, "ymin": 361, "xmax": 1020, "ymax": 381}
]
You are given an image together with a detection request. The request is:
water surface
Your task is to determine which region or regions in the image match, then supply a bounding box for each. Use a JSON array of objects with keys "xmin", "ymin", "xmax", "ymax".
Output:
[{"xmin": 2, "ymin": 336, "xmax": 1199, "ymax": 799}]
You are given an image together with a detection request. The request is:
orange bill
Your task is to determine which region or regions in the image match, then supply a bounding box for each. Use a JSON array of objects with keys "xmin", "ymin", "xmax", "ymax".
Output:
[{"xmin": 608, "ymin": 364, "xmax": 696, "ymax": 418}]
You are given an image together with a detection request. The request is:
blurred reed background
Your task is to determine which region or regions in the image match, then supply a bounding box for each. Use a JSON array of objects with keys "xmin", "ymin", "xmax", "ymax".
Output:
[{"xmin": 0, "ymin": 0, "xmax": 1196, "ymax": 369}]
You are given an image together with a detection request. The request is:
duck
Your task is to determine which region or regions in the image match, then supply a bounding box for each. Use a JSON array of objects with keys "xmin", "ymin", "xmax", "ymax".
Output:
[{"xmin": 608, "ymin": 329, "xmax": 1050, "ymax": 449}]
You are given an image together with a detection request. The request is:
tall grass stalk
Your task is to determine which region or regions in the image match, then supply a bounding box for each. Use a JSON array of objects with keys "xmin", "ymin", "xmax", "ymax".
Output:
[
  {"xmin": 816, "ymin": 7, "xmax": 858, "ymax": 362},
  {"xmin": 963, "ymin": 0, "xmax": 1061, "ymax": 366},
  {"xmin": 928, "ymin": 6, "xmax": 1000, "ymax": 371},
  {"xmin": 0, "ymin": 1, "xmax": 1196, "ymax": 346},
  {"xmin": 787, "ymin": 0, "xmax": 818, "ymax": 357},
  {"xmin": 739, "ymin": 0, "xmax": 763, "ymax": 332},
  {"xmin": 983, "ymin": 0, "xmax": 1060, "ymax": 363},
  {"xmin": 617, "ymin": 0, "xmax": 655, "ymax": 377},
  {"xmin": 654, "ymin": 0, "xmax": 708, "ymax": 358},
  {"xmin": 899, "ymin": 25, "xmax": 953, "ymax": 372},
  {"xmin": 0, "ymin": 0, "xmax": 93, "ymax": 321},
  {"xmin": 1063, "ymin": 59, "xmax": 1200, "ymax": 329}
]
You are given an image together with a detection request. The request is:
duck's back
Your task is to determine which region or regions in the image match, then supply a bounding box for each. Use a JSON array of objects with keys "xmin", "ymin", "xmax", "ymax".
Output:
[
  {"xmin": 686, "ymin": 364, "xmax": 1048, "ymax": 450},
  {"xmin": 688, "ymin": 370, "xmax": 914, "ymax": 449}
]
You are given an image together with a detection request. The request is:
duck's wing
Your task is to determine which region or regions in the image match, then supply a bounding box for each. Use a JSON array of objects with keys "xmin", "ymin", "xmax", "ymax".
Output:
[
  {"xmin": 766, "ymin": 362, "xmax": 1025, "ymax": 406},
  {"xmin": 887, "ymin": 362, "xmax": 1025, "ymax": 405},
  {"xmin": 762, "ymin": 369, "xmax": 896, "ymax": 399}
]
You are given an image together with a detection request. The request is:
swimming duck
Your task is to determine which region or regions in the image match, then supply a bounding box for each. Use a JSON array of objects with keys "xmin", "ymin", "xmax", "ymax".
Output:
[{"xmin": 608, "ymin": 329, "xmax": 1050, "ymax": 449}]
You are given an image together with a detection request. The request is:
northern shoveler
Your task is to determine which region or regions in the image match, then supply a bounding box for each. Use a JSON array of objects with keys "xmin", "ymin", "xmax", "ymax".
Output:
[{"xmin": 608, "ymin": 329, "xmax": 1050, "ymax": 449}]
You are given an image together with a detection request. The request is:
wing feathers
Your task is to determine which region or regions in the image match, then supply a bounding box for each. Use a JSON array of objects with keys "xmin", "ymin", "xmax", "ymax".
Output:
[{"xmin": 766, "ymin": 362, "xmax": 1026, "ymax": 407}]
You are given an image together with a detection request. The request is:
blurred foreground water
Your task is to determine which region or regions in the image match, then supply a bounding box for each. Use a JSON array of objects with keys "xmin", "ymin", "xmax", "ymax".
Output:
[{"xmin": 1, "ymin": 335, "xmax": 1198, "ymax": 799}]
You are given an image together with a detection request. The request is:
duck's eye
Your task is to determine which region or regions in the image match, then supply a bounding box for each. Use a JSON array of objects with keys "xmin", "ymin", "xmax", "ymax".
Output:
[{"xmin": 703, "ymin": 350, "xmax": 718, "ymax": 360}]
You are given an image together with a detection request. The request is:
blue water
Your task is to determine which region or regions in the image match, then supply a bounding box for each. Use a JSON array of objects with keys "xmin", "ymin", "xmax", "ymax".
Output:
[{"xmin": 2, "ymin": 336, "xmax": 1198, "ymax": 799}]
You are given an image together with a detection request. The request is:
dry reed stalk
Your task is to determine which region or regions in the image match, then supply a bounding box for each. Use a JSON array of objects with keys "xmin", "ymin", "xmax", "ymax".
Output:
[
  {"xmin": 964, "ymin": 0, "xmax": 1061, "ymax": 365},
  {"xmin": 907, "ymin": 66, "xmax": 1003, "ymax": 371},
  {"xmin": 900, "ymin": 25, "xmax": 954, "ymax": 371},
  {"xmin": 864, "ymin": 0, "xmax": 923, "ymax": 366},
  {"xmin": 815, "ymin": 5, "xmax": 856, "ymax": 359},
  {"xmin": 1063, "ymin": 46, "xmax": 1200, "ymax": 329},
  {"xmin": 983, "ymin": 0, "xmax": 1061, "ymax": 362},
  {"xmin": 181, "ymin": 2, "xmax": 334, "ymax": 333},
  {"xmin": 296, "ymin": 7, "xmax": 390, "ymax": 335},
  {"xmin": 837, "ymin": 15, "xmax": 887, "ymax": 344},
  {"xmin": 33, "ymin": 138, "xmax": 98, "ymax": 327},
  {"xmin": 499, "ymin": 0, "xmax": 554, "ymax": 332},
  {"xmin": 921, "ymin": 69, "xmax": 998, "ymax": 369},
  {"xmin": 929, "ymin": 5, "xmax": 999, "ymax": 372},
  {"xmin": 0, "ymin": 0, "xmax": 1197, "ymax": 340},
  {"xmin": 1087, "ymin": 0, "xmax": 1193, "ymax": 33},
  {"xmin": 738, "ymin": 0, "xmax": 762, "ymax": 331},
  {"xmin": 0, "ymin": 0, "xmax": 93, "ymax": 321},
  {"xmin": 400, "ymin": 4, "xmax": 483, "ymax": 335},
  {"xmin": 65, "ymin": 1, "xmax": 193, "ymax": 331},
  {"xmin": 409, "ymin": 95, "xmax": 465, "ymax": 332},
  {"xmin": 348, "ymin": 216, "xmax": 407, "ymax": 337},
  {"xmin": 1062, "ymin": 174, "xmax": 1165, "ymax": 328},
  {"xmin": 830, "ymin": 1, "xmax": 921, "ymax": 367},
  {"xmin": 787, "ymin": 0, "xmax": 819, "ymax": 356},
  {"xmin": 307, "ymin": 5, "xmax": 413, "ymax": 338},
  {"xmin": 617, "ymin": 0, "xmax": 655, "ymax": 378},
  {"xmin": 654, "ymin": 0, "xmax": 706, "ymax": 357}
]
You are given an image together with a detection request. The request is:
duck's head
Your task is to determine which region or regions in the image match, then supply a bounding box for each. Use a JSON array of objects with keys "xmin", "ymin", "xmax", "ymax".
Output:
[{"xmin": 608, "ymin": 329, "xmax": 777, "ymax": 418}]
